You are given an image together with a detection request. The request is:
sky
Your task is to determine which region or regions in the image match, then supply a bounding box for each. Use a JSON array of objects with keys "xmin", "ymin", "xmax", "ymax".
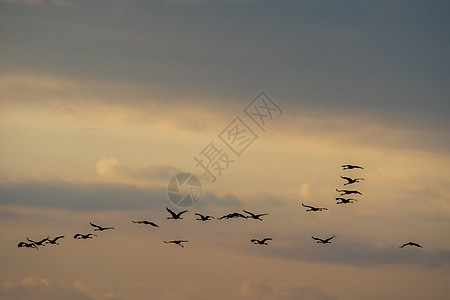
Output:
[{"xmin": 1, "ymin": 0, "xmax": 450, "ymax": 299}]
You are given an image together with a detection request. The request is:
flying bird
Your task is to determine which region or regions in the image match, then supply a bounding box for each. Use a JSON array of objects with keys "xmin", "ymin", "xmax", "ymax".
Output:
[
  {"xmin": 166, "ymin": 207, "xmax": 188, "ymax": 220},
  {"xmin": 27, "ymin": 237, "xmax": 48, "ymax": 246},
  {"xmin": 18, "ymin": 241, "xmax": 38, "ymax": 250},
  {"xmin": 73, "ymin": 233, "xmax": 97, "ymax": 239},
  {"xmin": 243, "ymin": 209, "xmax": 268, "ymax": 221},
  {"xmin": 164, "ymin": 240, "xmax": 189, "ymax": 248},
  {"xmin": 195, "ymin": 213, "xmax": 215, "ymax": 221},
  {"xmin": 218, "ymin": 212, "xmax": 248, "ymax": 220},
  {"xmin": 336, "ymin": 189, "xmax": 363, "ymax": 196},
  {"xmin": 251, "ymin": 238, "xmax": 272, "ymax": 245},
  {"xmin": 400, "ymin": 242, "xmax": 423, "ymax": 248},
  {"xmin": 90, "ymin": 222, "xmax": 115, "ymax": 231},
  {"xmin": 46, "ymin": 236, "xmax": 65, "ymax": 245},
  {"xmin": 311, "ymin": 235, "xmax": 335, "ymax": 244},
  {"xmin": 335, "ymin": 197, "xmax": 358, "ymax": 204},
  {"xmin": 302, "ymin": 203, "xmax": 328, "ymax": 212},
  {"xmin": 340, "ymin": 176, "xmax": 364, "ymax": 185},
  {"xmin": 342, "ymin": 164, "xmax": 364, "ymax": 170},
  {"xmin": 132, "ymin": 220, "xmax": 159, "ymax": 228}
]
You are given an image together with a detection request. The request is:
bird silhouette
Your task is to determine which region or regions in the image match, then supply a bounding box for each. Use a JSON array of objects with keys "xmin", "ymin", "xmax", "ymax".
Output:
[
  {"xmin": 340, "ymin": 176, "xmax": 364, "ymax": 185},
  {"xmin": 243, "ymin": 209, "xmax": 268, "ymax": 221},
  {"xmin": 164, "ymin": 240, "xmax": 189, "ymax": 248},
  {"xmin": 251, "ymin": 238, "xmax": 272, "ymax": 245},
  {"xmin": 400, "ymin": 242, "xmax": 423, "ymax": 248},
  {"xmin": 18, "ymin": 241, "xmax": 38, "ymax": 250},
  {"xmin": 166, "ymin": 207, "xmax": 188, "ymax": 220},
  {"xmin": 342, "ymin": 164, "xmax": 364, "ymax": 170},
  {"xmin": 90, "ymin": 222, "xmax": 115, "ymax": 231},
  {"xmin": 302, "ymin": 203, "xmax": 328, "ymax": 212},
  {"xmin": 27, "ymin": 237, "xmax": 48, "ymax": 246},
  {"xmin": 46, "ymin": 236, "xmax": 65, "ymax": 245},
  {"xmin": 132, "ymin": 220, "xmax": 159, "ymax": 227},
  {"xmin": 336, "ymin": 189, "xmax": 362, "ymax": 196},
  {"xmin": 73, "ymin": 233, "xmax": 97, "ymax": 239},
  {"xmin": 195, "ymin": 213, "xmax": 215, "ymax": 221},
  {"xmin": 335, "ymin": 197, "xmax": 358, "ymax": 204},
  {"xmin": 311, "ymin": 235, "xmax": 335, "ymax": 244},
  {"xmin": 218, "ymin": 212, "xmax": 248, "ymax": 220}
]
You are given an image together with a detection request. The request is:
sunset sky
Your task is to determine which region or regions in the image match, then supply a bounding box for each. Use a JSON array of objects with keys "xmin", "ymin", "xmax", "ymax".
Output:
[{"xmin": 1, "ymin": 0, "xmax": 450, "ymax": 299}]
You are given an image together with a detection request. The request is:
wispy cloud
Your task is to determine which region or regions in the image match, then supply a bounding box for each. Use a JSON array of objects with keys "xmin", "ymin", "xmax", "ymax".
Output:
[
  {"xmin": 95, "ymin": 158, "xmax": 180, "ymax": 185},
  {"xmin": 240, "ymin": 280, "xmax": 338, "ymax": 300},
  {"xmin": 0, "ymin": 276, "xmax": 94, "ymax": 300}
]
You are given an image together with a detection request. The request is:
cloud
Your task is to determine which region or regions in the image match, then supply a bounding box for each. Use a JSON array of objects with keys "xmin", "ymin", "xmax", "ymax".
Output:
[
  {"xmin": 0, "ymin": 178, "xmax": 244, "ymax": 212},
  {"xmin": 242, "ymin": 232, "xmax": 450, "ymax": 269},
  {"xmin": 197, "ymin": 191, "xmax": 242, "ymax": 207},
  {"xmin": 0, "ymin": 276, "xmax": 93, "ymax": 300},
  {"xmin": 240, "ymin": 280, "xmax": 338, "ymax": 300},
  {"xmin": 0, "ymin": 180, "xmax": 167, "ymax": 211},
  {"xmin": 95, "ymin": 158, "xmax": 180, "ymax": 185}
]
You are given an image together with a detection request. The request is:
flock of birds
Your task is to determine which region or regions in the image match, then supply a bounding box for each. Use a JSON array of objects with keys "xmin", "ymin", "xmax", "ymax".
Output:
[{"xmin": 17, "ymin": 164, "xmax": 423, "ymax": 250}]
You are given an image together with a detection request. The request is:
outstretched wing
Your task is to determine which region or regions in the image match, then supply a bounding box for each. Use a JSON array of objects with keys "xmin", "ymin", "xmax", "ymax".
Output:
[
  {"xmin": 341, "ymin": 176, "xmax": 352, "ymax": 181},
  {"xmin": 54, "ymin": 236, "xmax": 64, "ymax": 241},
  {"xmin": 148, "ymin": 222, "xmax": 159, "ymax": 227},
  {"xmin": 250, "ymin": 239, "xmax": 259, "ymax": 243},
  {"xmin": 311, "ymin": 236, "xmax": 323, "ymax": 242},
  {"xmin": 261, "ymin": 238, "xmax": 272, "ymax": 243},
  {"xmin": 166, "ymin": 207, "xmax": 177, "ymax": 218},
  {"xmin": 325, "ymin": 235, "xmax": 335, "ymax": 242},
  {"xmin": 302, "ymin": 203, "xmax": 313, "ymax": 209},
  {"xmin": 90, "ymin": 222, "xmax": 102, "ymax": 229},
  {"xmin": 243, "ymin": 209, "xmax": 255, "ymax": 217}
]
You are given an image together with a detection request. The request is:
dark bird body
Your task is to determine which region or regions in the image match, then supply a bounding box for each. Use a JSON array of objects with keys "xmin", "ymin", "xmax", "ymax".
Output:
[
  {"xmin": 74, "ymin": 233, "xmax": 97, "ymax": 239},
  {"xmin": 243, "ymin": 209, "xmax": 268, "ymax": 221},
  {"xmin": 18, "ymin": 241, "xmax": 38, "ymax": 250},
  {"xmin": 342, "ymin": 164, "xmax": 364, "ymax": 170},
  {"xmin": 46, "ymin": 236, "xmax": 64, "ymax": 245},
  {"xmin": 132, "ymin": 220, "xmax": 159, "ymax": 227},
  {"xmin": 336, "ymin": 198, "xmax": 358, "ymax": 204},
  {"xmin": 218, "ymin": 212, "xmax": 248, "ymax": 220},
  {"xmin": 251, "ymin": 238, "xmax": 272, "ymax": 245},
  {"xmin": 340, "ymin": 176, "xmax": 364, "ymax": 185},
  {"xmin": 400, "ymin": 242, "xmax": 423, "ymax": 248},
  {"xmin": 302, "ymin": 203, "xmax": 328, "ymax": 212},
  {"xmin": 27, "ymin": 237, "xmax": 48, "ymax": 246},
  {"xmin": 90, "ymin": 222, "xmax": 115, "ymax": 231},
  {"xmin": 166, "ymin": 207, "xmax": 188, "ymax": 220},
  {"xmin": 311, "ymin": 235, "xmax": 335, "ymax": 244},
  {"xmin": 336, "ymin": 189, "xmax": 362, "ymax": 196},
  {"xmin": 195, "ymin": 213, "xmax": 215, "ymax": 221},
  {"xmin": 164, "ymin": 240, "xmax": 189, "ymax": 248}
]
